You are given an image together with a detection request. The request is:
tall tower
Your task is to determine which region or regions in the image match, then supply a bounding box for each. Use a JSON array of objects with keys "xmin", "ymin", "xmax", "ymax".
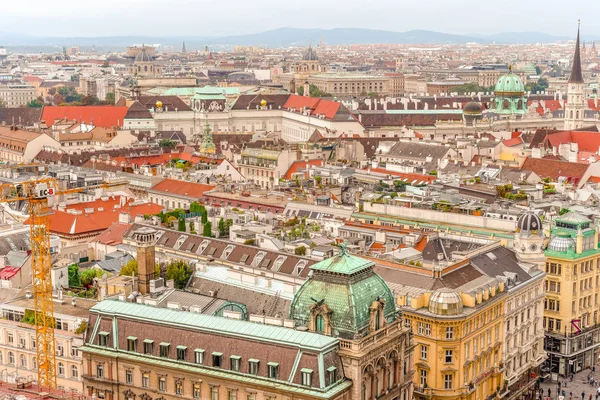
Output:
[
  {"xmin": 182, "ymin": 41, "xmax": 186, "ymax": 53},
  {"xmin": 133, "ymin": 227, "xmax": 157, "ymax": 295},
  {"xmin": 564, "ymin": 20, "xmax": 585, "ymax": 130}
]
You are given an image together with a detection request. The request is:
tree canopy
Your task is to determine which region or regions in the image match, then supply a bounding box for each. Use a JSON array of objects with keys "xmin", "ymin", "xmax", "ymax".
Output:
[
  {"xmin": 297, "ymin": 84, "xmax": 330, "ymax": 98},
  {"xmin": 165, "ymin": 260, "xmax": 193, "ymax": 289}
]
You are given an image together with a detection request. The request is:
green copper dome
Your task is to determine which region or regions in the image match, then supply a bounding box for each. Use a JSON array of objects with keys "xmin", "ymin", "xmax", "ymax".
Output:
[
  {"xmin": 494, "ymin": 71, "xmax": 525, "ymax": 95},
  {"xmin": 289, "ymin": 245, "xmax": 397, "ymax": 339},
  {"xmin": 492, "ymin": 68, "xmax": 527, "ymax": 115}
]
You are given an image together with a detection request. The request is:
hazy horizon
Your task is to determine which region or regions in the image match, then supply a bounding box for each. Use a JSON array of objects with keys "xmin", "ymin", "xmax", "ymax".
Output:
[{"xmin": 2, "ymin": 0, "xmax": 596, "ymax": 38}]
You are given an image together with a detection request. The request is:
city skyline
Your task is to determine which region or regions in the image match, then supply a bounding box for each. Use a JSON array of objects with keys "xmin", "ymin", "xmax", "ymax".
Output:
[{"xmin": 2, "ymin": 0, "xmax": 598, "ymax": 38}]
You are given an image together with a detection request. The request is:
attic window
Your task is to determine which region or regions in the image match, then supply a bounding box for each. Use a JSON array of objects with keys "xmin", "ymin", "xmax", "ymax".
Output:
[
  {"xmin": 207, "ymin": 247, "xmax": 217, "ymax": 256},
  {"xmin": 240, "ymin": 254, "xmax": 249, "ymax": 263},
  {"xmin": 261, "ymin": 259, "xmax": 271, "ymax": 268}
]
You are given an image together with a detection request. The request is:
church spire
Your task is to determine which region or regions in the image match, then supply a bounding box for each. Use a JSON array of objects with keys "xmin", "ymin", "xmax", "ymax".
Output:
[
  {"xmin": 569, "ymin": 20, "xmax": 584, "ymax": 84},
  {"xmin": 182, "ymin": 41, "xmax": 186, "ymax": 53}
]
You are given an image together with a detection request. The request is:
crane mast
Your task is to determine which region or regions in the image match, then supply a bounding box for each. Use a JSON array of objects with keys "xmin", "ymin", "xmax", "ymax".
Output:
[{"xmin": 0, "ymin": 174, "xmax": 127, "ymax": 390}]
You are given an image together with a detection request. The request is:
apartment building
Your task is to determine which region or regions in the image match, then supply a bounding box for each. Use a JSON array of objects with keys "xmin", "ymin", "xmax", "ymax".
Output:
[
  {"xmin": 0, "ymin": 84, "xmax": 36, "ymax": 107},
  {"xmin": 0, "ymin": 295, "xmax": 97, "ymax": 393}
]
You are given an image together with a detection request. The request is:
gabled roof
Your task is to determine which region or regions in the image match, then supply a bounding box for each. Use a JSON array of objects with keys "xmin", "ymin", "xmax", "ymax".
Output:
[
  {"xmin": 545, "ymin": 130, "xmax": 600, "ymax": 152},
  {"xmin": 125, "ymin": 101, "xmax": 153, "ymax": 119},
  {"xmin": 0, "ymin": 108, "xmax": 43, "ymax": 127},
  {"xmin": 520, "ymin": 156, "xmax": 589, "ymax": 181},
  {"xmin": 501, "ymin": 137, "xmax": 523, "ymax": 147},
  {"xmin": 41, "ymin": 106, "xmax": 128, "ymax": 128},
  {"xmin": 94, "ymin": 222, "xmax": 132, "ymax": 245},
  {"xmin": 283, "ymin": 95, "xmax": 343, "ymax": 120}
]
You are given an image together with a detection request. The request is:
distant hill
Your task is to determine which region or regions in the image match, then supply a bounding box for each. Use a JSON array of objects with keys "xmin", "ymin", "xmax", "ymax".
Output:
[{"xmin": 2, "ymin": 27, "xmax": 600, "ymax": 50}]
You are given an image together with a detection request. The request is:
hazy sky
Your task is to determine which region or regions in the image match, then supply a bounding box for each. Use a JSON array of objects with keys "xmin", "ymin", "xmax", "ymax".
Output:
[{"xmin": 2, "ymin": 0, "xmax": 596, "ymax": 37}]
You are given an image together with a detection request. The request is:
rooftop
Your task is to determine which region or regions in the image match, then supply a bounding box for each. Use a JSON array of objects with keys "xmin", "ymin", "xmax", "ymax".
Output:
[{"xmin": 91, "ymin": 299, "xmax": 337, "ymax": 351}]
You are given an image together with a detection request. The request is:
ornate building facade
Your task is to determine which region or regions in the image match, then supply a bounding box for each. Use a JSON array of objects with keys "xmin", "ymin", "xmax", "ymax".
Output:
[
  {"xmin": 543, "ymin": 211, "xmax": 600, "ymax": 376},
  {"xmin": 79, "ymin": 242, "xmax": 414, "ymax": 400}
]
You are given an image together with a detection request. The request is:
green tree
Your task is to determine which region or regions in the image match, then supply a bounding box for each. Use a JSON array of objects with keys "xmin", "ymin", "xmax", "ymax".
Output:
[
  {"xmin": 296, "ymin": 84, "xmax": 330, "ymax": 97},
  {"xmin": 203, "ymin": 221, "xmax": 212, "ymax": 237},
  {"xmin": 178, "ymin": 217, "xmax": 186, "ymax": 232},
  {"xmin": 68, "ymin": 264, "xmax": 81, "ymax": 287},
  {"xmin": 75, "ymin": 320, "xmax": 88, "ymax": 334},
  {"xmin": 201, "ymin": 210, "xmax": 208, "ymax": 224},
  {"xmin": 535, "ymin": 65, "xmax": 542, "ymax": 75},
  {"xmin": 159, "ymin": 139, "xmax": 176, "ymax": 148},
  {"xmin": 119, "ymin": 259, "xmax": 161, "ymax": 277},
  {"xmin": 26, "ymin": 99, "xmax": 44, "ymax": 108},
  {"xmin": 80, "ymin": 269, "xmax": 103, "ymax": 287},
  {"xmin": 295, "ymin": 246, "xmax": 307, "ymax": 256},
  {"xmin": 57, "ymin": 86, "xmax": 82, "ymax": 103},
  {"xmin": 450, "ymin": 82, "xmax": 494, "ymax": 94},
  {"xmin": 218, "ymin": 218, "xmax": 233, "ymax": 236},
  {"xmin": 105, "ymin": 92, "xmax": 115, "ymax": 105},
  {"xmin": 120, "ymin": 259, "xmax": 138, "ymax": 276},
  {"xmin": 165, "ymin": 260, "xmax": 193, "ymax": 289}
]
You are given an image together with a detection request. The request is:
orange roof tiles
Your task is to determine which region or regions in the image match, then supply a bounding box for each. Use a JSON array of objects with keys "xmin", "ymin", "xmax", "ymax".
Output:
[
  {"xmin": 94, "ymin": 222, "xmax": 132, "ymax": 245},
  {"xmin": 283, "ymin": 95, "xmax": 341, "ymax": 120},
  {"xmin": 501, "ymin": 137, "xmax": 523, "ymax": 147},
  {"xmin": 284, "ymin": 159, "xmax": 325, "ymax": 179},
  {"xmin": 25, "ymin": 196, "xmax": 162, "ymax": 236},
  {"xmin": 150, "ymin": 178, "xmax": 216, "ymax": 199},
  {"xmin": 41, "ymin": 106, "xmax": 128, "ymax": 128},
  {"xmin": 545, "ymin": 130, "xmax": 600, "ymax": 152}
]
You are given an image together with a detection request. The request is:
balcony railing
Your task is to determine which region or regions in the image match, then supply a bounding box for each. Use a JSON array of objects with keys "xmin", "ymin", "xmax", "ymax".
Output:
[{"xmin": 339, "ymin": 323, "xmax": 410, "ymax": 352}]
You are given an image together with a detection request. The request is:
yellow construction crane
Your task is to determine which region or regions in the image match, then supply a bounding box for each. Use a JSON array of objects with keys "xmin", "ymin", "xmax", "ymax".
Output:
[{"xmin": 0, "ymin": 177, "xmax": 127, "ymax": 389}]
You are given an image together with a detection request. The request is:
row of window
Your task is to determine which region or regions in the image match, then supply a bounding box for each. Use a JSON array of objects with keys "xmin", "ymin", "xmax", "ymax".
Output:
[
  {"xmin": 3, "ymin": 332, "xmax": 76, "ymax": 356},
  {"xmin": 420, "ymin": 346, "xmax": 454, "ymax": 363},
  {"xmin": 101, "ymin": 335, "xmax": 334, "ymax": 386}
]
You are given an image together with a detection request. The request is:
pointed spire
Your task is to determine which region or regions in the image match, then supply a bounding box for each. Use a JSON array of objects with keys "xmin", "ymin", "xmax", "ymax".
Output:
[
  {"xmin": 182, "ymin": 41, "xmax": 186, "ymax": 53},
  {"xmin": 569, "ymin": 19, "xmax": 584, "ymax": 84}
]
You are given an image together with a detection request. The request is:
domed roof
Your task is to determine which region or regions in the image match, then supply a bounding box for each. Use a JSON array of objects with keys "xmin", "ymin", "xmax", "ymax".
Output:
[
  {"xmin": 428, "ymin": 289, "xmax": 463, "ymax": 316},
  {"xmin": 289, "ymin": 246, "xmax": 396, "ymax": 339},
  {"xmin": 303, "ymin": 46, "xmax": 319, "ymax": 61},
  {"xmin": 135, "ymin": 50, "xmax": 153, "ymax": 62},
  {"xmin": 463, "ymin": 101, "xmax": 483, "ymax": 115},
  {"xmin": 494, "ymin": 69, "xmax": 525, "ymax": 95},
  {"xmin": 517, "ymin": 212, "xmax": 542, "ymax": 232},
  {"xmin": 548, "ymin": 232, "xmax": 575, "ymax": 252}
]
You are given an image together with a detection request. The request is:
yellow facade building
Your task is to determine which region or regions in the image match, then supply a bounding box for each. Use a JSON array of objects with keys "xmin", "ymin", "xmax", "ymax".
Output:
[{"xmin": 543, "ymin": 212, "xmax": 600, "ymax": 376}]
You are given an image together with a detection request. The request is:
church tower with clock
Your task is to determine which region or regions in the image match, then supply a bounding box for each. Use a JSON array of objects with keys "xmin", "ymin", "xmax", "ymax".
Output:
[{"xmin": 564, "ymin": 21, "xmax": 585, "ymax": 130}]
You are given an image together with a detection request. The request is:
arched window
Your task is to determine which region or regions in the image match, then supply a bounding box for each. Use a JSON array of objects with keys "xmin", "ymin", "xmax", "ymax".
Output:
[
  {"xmin": 0, "ymin": 352, "xmax": 3, "ymax": 364},
  {"xmin": 362, "ymin": 383, "xmax": 367, "ymax": 400},
  {"xmin": 316, "ymin": 315, "xmax": 325, "ymax": 332},
  {"xmin": 570, "ymin": 110, "xmax": 574, "ymax": 119},
  {"xmin": 20, "ymin": 354, "xmax": 26, "ymax": 368},
  {"xmin": 71, "ymin": 365, "xmax": 79, "ymax": 378},
  {"xmin": 58, "ymin": 362, "xmax": 65, "ymax": 376},
  {"xmin": 8, "ymin": 352, "xmax": 14, "ymax": 365},
  {"xmin": 502, "ymin": 99, "xmax": 510, "ymax": 110},
  {"xmin": 376, "ymin": 309, "xmax": 382, "ymax": 330},
  {"xmin": 576, "ymin": 110, "xmax": 580, "ymax": 119},
  {"xmin": 32, "ymin": 357, "xmax": 37, "ymax": 370}
]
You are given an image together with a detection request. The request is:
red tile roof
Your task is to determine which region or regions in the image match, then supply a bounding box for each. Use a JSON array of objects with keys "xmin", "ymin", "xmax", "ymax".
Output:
[
  {"xmin": 25, "ymin": 196, "xmax": 162, "ymax": 236},
  {"xmin": 283, "ymin": 95, "xmax": 341, "ymax": 120},
  {"xmin": 520, "ymin": 157, "xmax": 589, "ymax": 181},
  {"xmin": 502, "ymin": 137, "xmax": 523, "ymax": 147},
  {"xmin": 284, "ymin": 159, "xmax": 325, "ymax": 179},
  {"xmin": 41, "ymin": 106, "xmax": 128, "ymax": 128},
  {"xmin": 150, "ymin": 178, "xmax": 216, "ymax": 199},
  {"xmin": 588, "ymin": 99, "xmax": 600, "ymax": 111},
  {"xmin": 94, "ymin": 222, "xmax": 132, "ymax": 245},
  {"xmin": 0, "ymin": 266, "xmax": 20, "ymax": 280},
  {"xmin": 545, "ymin": 130, "xmax": 600, "ymax": 152}
]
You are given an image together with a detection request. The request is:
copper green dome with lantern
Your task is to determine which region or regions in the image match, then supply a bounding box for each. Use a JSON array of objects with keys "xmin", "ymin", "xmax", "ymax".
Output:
[
  {"xmin": 492, "ymin": 66, "xmax": 527, "ymax": 115},
  {"xmin": 289, "ymin": 244, "xmax": 396, "ymax": 339}
]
